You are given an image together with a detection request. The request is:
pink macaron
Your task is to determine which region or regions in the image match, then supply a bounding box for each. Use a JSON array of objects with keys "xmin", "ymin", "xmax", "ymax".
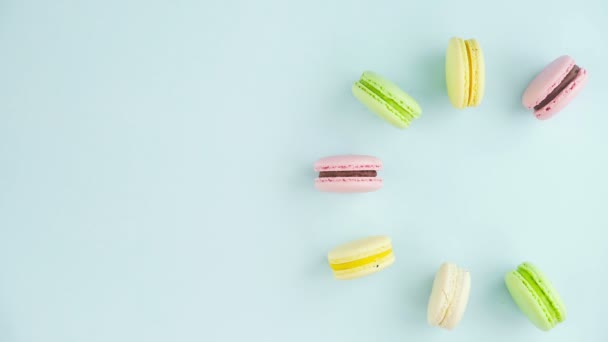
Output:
[
  {"xmin": 522, "ymin": 55, "xmax": 588, "ymax": 120},
  {"xmin": 314, "ymin": 155, "xmax": 383, "ymax": 193}
]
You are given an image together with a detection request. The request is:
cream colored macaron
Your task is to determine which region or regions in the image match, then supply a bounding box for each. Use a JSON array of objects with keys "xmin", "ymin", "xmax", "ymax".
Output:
[
  {"xmin": 427, "ymin": 263, "xmax": 471, "ymax": 329},
  {"xmin": 327, "ymin": 236, "xmax": 395, "ymax": 280}
]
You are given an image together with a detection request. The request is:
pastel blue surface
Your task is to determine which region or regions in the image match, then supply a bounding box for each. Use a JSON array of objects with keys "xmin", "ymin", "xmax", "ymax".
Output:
[{"xmin": 0, "ymin": 0, "xmax": 606, "ymax": 341}]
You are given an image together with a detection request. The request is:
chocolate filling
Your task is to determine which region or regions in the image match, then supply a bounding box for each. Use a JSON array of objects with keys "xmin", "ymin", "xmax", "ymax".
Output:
[
  {"xmin": 319, "ymin": 170, "xmax": 377, "ymax": 178},
  {"xmin": 534, "ymin": 65, "xmax": 581, "ymax": 110}
]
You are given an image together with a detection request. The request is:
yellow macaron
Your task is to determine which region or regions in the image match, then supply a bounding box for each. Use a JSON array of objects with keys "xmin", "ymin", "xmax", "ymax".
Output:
[
  {"xmin": 445, "ymin": 37, "xmax": 485, "ymax": 109},
  {"xmin": 327, "ymin": 236, "xmax": 395, "ymax": 280}
]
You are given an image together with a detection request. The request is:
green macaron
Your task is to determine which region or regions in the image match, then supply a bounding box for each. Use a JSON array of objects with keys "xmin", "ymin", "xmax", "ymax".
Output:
[
  {"xmin": 505, "ymin": 262, "xmax": 566, "ymax": 331},
  {"xmin": 352, "ymin": 71, "xmax": 422, "ymax": 129}
]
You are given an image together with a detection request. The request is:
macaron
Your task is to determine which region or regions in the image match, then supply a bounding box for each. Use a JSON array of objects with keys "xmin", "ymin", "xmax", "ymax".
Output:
[
  {"xmin": 427, "ymin": 263, "xmax": 471, "ymax": 330},
  {"xmin": 314, "ymin": 155, "xmax": 382, "ymax": 193},
  {"xmin": 445, "ymin": 37, "xmax": 486, "ymax": 109},
  {"xmin": 505, "ymin": 262, "xmax": 566, "ymax": 331},
  {"xmin": 522, "ymin": 55, "xmax": 588, "ymax": 120},
  {"xmin": 352, "ymin": 71, "xmax": 422, "ymax": 128},
  {"xmin": 327, "ymin": 236, "xmax": 395, "ymax": 280}
]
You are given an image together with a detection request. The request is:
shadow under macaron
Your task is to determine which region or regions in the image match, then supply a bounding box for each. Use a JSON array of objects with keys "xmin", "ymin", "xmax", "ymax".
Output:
[
  {"xmin": 398, "ymin": 271, "xmax": 434, "ymax": 330},
  {"xmin": 409, "ymin": 50, "xmax": 446, "ymax": 102},
  {"xmin": 478, "ymin": 267, "xmax": 531, "ymax": 334},
  {"xmin": 493, "ymin": 52, "xmax": 544, "ymax": 118}
]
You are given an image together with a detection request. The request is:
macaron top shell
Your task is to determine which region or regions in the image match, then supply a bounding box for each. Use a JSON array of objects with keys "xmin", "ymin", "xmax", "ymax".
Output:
[
  {"xmin": 328, "ymin": 236, "xmax": 392, "ymax": 264},
  {"xmin": 352, "ymin": 71, "xmax": 422, "ymax": 128},
  {"xmin": 446, "ymin": 37, "xmax": 470, "ymax": 109},
  {"xmin": 314, "ymin": 155, "xmax": 383, "ymax": 172}
]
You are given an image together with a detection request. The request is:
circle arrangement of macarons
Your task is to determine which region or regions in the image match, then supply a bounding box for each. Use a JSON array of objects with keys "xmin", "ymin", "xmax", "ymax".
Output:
[{"xmin": 315, "ymin": 37, "xmax": 583, "ymax": 332}]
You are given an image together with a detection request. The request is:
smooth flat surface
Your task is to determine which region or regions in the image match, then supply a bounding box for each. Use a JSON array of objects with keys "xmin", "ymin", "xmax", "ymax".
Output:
[{"xmin": 0, "ymin": 0, "xmax": 606, "ymax": 341}]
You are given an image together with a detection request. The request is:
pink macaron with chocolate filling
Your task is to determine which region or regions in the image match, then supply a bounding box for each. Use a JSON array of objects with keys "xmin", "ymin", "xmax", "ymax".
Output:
[
  {"xmin": 522, "ymin": 55, "xmax": 588, "ymax": 120},
  {"xmin": 314, "ymin": 155, "xmax": 383, "ymax": 193}
]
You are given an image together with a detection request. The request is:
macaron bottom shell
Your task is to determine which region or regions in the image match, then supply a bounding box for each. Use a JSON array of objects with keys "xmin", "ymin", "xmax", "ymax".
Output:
[{"xmin": 315, "ymin": 177, "xmax": 383, "ymax": 193}]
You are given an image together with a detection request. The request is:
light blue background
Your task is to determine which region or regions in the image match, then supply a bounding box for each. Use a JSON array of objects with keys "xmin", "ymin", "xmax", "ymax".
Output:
[{"xmin": 1, "ymin": 0, "xmax": 607, "ymax": 341}]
